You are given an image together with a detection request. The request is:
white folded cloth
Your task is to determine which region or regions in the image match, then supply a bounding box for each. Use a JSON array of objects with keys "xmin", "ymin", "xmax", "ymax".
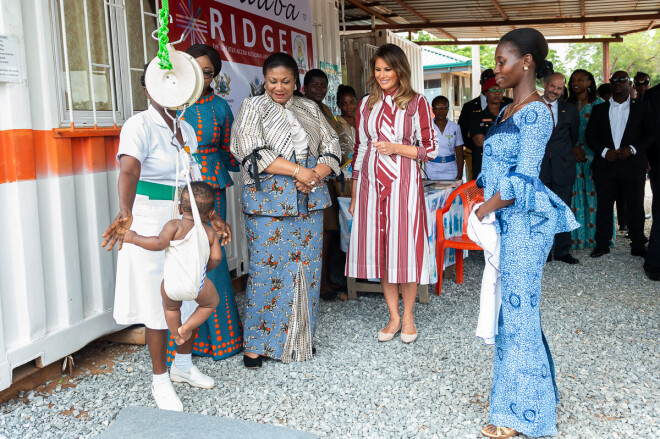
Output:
[{"xmin": 467, "ymin": 203, "xmax": 501, "ymax": 345}]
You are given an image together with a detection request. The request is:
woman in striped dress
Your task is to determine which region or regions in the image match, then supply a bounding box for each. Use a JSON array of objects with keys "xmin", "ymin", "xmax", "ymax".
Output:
[{"xmin": 346, "ymin": 44, "xmax": 438, "ymax": 344}]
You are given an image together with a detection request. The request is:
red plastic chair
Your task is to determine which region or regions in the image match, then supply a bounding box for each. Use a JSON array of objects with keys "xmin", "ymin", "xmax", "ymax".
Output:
[{"xmin": 435, "ymin": 180, "xmax": 484, "ymax": 295}]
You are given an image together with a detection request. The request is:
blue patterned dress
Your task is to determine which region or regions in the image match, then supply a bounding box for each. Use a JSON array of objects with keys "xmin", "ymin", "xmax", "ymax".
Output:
[
  {"xmin": 165, "ymin": 93, "xmax": 243, "ymax": 363},
  {"xmin": 479, "ymin": 101, "xmax": 579, "ymax": 437}
]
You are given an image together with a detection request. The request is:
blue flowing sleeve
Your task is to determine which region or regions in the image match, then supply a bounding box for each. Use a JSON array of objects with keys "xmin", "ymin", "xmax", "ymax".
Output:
[
  {"xmin": 499, "ymin": 102, "xmax": 579, "ymax": 235},
  {"xmin": 215, "ymin": 97, "xmax": 239, "ymax": 171}
]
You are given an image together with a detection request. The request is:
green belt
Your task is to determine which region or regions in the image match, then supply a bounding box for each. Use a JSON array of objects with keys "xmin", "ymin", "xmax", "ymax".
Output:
[{"xmin": 136, "ymin": 180, "xmax": 177, "ymax": 200}]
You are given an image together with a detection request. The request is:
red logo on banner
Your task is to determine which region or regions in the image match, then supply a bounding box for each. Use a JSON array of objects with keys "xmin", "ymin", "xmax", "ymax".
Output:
[{"xmin": 171, "ymin": 0, "xmax": 313, "ymax": 72}]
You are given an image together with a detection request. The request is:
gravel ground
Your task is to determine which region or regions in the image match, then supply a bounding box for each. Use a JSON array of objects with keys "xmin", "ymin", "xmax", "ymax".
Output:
[{"xmin": 1, "ymin": 198, "xmax": 657, "ymax": 439}]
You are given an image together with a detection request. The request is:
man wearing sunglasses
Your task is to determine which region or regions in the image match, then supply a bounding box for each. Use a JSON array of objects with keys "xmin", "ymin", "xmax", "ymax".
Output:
[
  {"xmin": 457, "ymin": 69, "xmax": 512, "ymax": 180},
  {"xmin": 633, "ymin": 72, "xmax": 651, "ymax": 101},
  {"xmin": 539, "ymin": 72, "xmax": 580, "ymax": 264},
  {"xmin": 586, "ymin": 71, "xmax": 655, "ymax": 258}
]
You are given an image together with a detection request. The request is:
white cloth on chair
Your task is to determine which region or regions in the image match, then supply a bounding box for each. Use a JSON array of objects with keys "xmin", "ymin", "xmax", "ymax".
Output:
[{"xmin": 467, "ymin": 203, "xmax": 501, "ymax": 345}]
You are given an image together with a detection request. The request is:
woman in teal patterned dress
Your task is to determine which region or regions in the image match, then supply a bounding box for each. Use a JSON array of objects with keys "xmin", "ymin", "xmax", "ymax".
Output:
[
  {"xmin": 567, "ymin": 69, "xmax": 605, "ymax": 249},
  {"xmin": 166, "ymin": 44, "xmax": 243, "ymax": 365}
]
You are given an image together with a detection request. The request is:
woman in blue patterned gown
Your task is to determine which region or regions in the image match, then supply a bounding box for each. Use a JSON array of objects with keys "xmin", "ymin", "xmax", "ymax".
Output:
[
  {"xmin": 474, "ymin": 29, "xmax": 579, "ymax": 438},
  {"xmin": 166, "ymin": 44, "xmax": 243, "ymax": 367},
  {"xmin": 230, "ymin": 53, "xmax": 341, "ymax": 369}
]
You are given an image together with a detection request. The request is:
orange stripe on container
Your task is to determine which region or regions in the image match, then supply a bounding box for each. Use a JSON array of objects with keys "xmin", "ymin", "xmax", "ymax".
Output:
[
  {"xmin": 72, "ymin": 137, "xmax": 106, "ymax": 174},
  {"xmin": 105, "ymin": 136, "xmax": 120, "ymax": 172},
  {"xmin": 33, "ymin": 130, "xmax": 73, "ymax": 178},
  {"xmin": 0, "ymin": 129, "xmax": 36, "ymax": 183},
  {"xmin": 0, "ymin": 128, "xmax": 121, "ymax": 184}
]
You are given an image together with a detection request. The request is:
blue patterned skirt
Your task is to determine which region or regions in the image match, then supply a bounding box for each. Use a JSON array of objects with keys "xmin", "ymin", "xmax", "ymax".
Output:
[
  {"xmin": 243, "ymin": 207, "xmax": 322, "ymax": 362},
  {"xmin": 490, "ymin": 210, "xmax": 559, "ymax": 437}
]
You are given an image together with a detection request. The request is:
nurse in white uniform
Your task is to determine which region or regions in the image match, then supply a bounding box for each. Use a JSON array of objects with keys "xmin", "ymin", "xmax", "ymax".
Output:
[
  {"xmin": 425, "ymin": 95, "xmax": 464, "ymax": 181},
  {"xmin": 102, "ymin": 66, "xmax": 231, "ymax": 411}
]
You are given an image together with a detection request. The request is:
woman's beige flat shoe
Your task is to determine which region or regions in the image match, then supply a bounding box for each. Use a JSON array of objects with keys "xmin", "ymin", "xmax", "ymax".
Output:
[
  {"xmin": 377, "ymin": 324, "xmax": 401, "ymax": 342},
  {"xmin": 401, "ymin": 325, "xmax": 418, "ymax": 343}
]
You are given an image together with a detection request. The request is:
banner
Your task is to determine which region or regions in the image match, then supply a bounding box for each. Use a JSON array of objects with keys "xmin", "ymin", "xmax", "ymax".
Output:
[{"xmin": 169, "ymin": 0, "xmax": 314, "ymax": 113}]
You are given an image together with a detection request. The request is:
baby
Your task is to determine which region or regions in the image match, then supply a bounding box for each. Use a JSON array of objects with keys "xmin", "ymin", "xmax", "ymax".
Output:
[{"xmin": 124, "ymin": 181, "xmax": 221, "ymax": 345}]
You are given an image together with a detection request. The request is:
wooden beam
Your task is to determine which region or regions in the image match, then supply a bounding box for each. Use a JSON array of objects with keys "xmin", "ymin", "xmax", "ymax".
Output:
[
  {"xmin": 490, "ymin": 0, "xmax": 509, "ymax": 20},
  {"xmin": 616, "ymin": 22, "xmax": 660, "ymax": 36},
  {"xmin": 648, "ymin": 20, "xmax": 657, "ymax": 30},
  {"xmin": 343, "ymin": 13, "xmax": 660, "ymax": 31},
  {"xmin": 344, "ymin": 13, "xmax": 397, "ymax": 23},
  {"xmin": 580, "ymin": 0, "xmax": 586, "ymax": 37},
  {"xmin": 389, "ymin": 0, "xmax": 457, "ymax": 40},
  {"xmin": 433, "ymin": 28, "xmax": 457, "ymax": 40},
  {"xmin": 490, "ymin": 0, "xmax": 515, "ymax": 30},
  {"xmin": 344, "ymin": 0, "xmax": 396, "ymax": 24},
  {"xmin": 392, "ymin": 0, "xmax": 427, "ymax": 22},
  {"xmin": 344, "ymin": 1, "xmax": 382, "ymax": 9},
  {"xmin": 415, "ymin": 37, "xmax": 624, "ymax": 45}
]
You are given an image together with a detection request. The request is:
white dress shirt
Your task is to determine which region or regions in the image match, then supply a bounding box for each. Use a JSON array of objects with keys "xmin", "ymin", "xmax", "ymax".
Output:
[
  {"xmin": 285, "ymin": 108, "xmax": 309, "ymax": 160},
  {"xmin": 117, "ymin": 105, "xmax": 199, "ymax": 186},
  {"xmin": 542, "ymin": 97, "xmax": 558, "ymax": 127},
  {"xmin": 602, "ymin": 96, "xmax": 636, "ymax": 158}
]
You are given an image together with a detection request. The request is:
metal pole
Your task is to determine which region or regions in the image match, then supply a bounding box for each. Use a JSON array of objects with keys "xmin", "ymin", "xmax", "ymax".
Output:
[
  {"xmin": 58, "ymin": 0, "xmax": 74, "ymax": 127},
  {"xmin": 83, "ymin": 0, "xmax": 98, "ymax": 127},
  {"xmin": 103, "ymin": 0, "xmax": 117, "ymax": 126},
  {"xmin": 122, "ymin": 0, "xmax": 135, "ymax": 116}
]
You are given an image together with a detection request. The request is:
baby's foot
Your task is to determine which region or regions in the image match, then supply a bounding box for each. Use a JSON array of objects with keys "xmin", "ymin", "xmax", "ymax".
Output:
[{"xmin": 177, "ymin": 325, "xmax": 193, "ymax": 345}]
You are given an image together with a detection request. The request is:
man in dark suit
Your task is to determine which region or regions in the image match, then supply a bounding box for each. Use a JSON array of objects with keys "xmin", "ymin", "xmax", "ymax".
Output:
[
  {"xmin": 457, "ymin": 69, "xmax": 512, "ymax": 180},
  {"xmin": 643, "ymin": 83, "xmax": 660, "ymax": 280},
  {"xmin": 539, "ymin": 73, "xmax": 580, "ymax": 264},
  {"xmin": 586, "ymin": 71, "xmax": 655, "ymax": 258}
]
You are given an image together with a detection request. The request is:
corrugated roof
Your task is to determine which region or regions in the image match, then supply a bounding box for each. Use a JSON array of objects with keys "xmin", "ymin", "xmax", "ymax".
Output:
[
  {"xmin": 341, "ymin": 0, "xmax": 660, "ymax": 40},
  {"xmin": 422, "ymin": 46, "xmax": 470, "ymax": 68}
]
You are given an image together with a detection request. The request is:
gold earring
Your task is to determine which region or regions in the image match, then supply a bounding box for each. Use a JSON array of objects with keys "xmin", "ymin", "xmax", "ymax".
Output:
[{"xmin": 523, "ymin": 66, "xmax": 529, "ymax": 71}]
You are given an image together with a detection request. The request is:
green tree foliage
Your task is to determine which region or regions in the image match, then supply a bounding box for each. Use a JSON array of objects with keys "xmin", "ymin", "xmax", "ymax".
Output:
[{"xmin": 563, "ymin": 31, "xmax": 659, "ymax": 85}]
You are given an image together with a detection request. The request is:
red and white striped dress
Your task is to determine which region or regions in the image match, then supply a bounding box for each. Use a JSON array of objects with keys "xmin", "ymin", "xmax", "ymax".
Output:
[{"xmin": 346, "ymin": 93, "xmax": 438, "ymax": 284}]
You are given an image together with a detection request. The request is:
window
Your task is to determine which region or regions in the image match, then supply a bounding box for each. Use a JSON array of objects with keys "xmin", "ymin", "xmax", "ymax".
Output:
[
  {"xmin": 54, "ymin": 0, "xmax": 160, "ymax": 127},
  {"xmin": 424, "ymin": 79, "xmax": 441, "ymax": 90}
]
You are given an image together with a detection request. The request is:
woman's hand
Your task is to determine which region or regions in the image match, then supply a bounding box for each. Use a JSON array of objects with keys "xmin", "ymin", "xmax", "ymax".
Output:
[
  {"xmin": 294, "ymin": 167, "xmax": 321, "ymax": 193},
  {"xmin": 373, "ymin": 141, "xmax": 399, "ymax": 156},
  {"xmin": 475, "ymin": 206, "xmax": 485, "ymax": 222},
  {"xmin": 209, "ymin": 210, "xmax": 232, "ymax": 246},
  {"xmin": 348, "ymin": 198, "xmax": 355, "ymax": 216},
  {"xmin": 101, "ymin": 209, "xmax": 133, "ymax": 251}
]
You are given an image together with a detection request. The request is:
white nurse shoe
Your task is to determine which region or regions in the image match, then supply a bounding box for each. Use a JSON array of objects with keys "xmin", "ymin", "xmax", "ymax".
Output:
[
  {"xmin": 151, "ymin": 380, "xmax": 183, "ymax": 412},
  {"xmin": 170, "ymin": 364, "xmax": 215, "ymax": 389}
]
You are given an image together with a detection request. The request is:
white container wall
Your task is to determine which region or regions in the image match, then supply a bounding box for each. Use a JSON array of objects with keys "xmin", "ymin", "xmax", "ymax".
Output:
[{"xmin": 0, "ymin": 0, "xmax": 122, "ymax": 391}]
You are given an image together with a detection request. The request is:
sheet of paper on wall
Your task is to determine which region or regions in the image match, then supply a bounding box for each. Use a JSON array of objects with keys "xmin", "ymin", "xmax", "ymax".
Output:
[{"xmin": 0, "ymin": 35, "xmax": 21, "ymax": 83}]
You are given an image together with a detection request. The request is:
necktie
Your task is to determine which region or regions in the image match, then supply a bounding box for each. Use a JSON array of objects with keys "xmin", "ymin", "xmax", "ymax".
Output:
[
  {"xmin": 375, "ymin": 95, "xmax": 398, "ymax": 198},
  {"xmin": 547, "ymin": 103, "xmax": 557, "ymax": 127}
]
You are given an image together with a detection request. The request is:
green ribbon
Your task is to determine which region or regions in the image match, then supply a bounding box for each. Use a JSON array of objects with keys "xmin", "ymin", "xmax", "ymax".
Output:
[{"xmin": 157, "ymin": 0, "xmax": 172, "ymax": 70}]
